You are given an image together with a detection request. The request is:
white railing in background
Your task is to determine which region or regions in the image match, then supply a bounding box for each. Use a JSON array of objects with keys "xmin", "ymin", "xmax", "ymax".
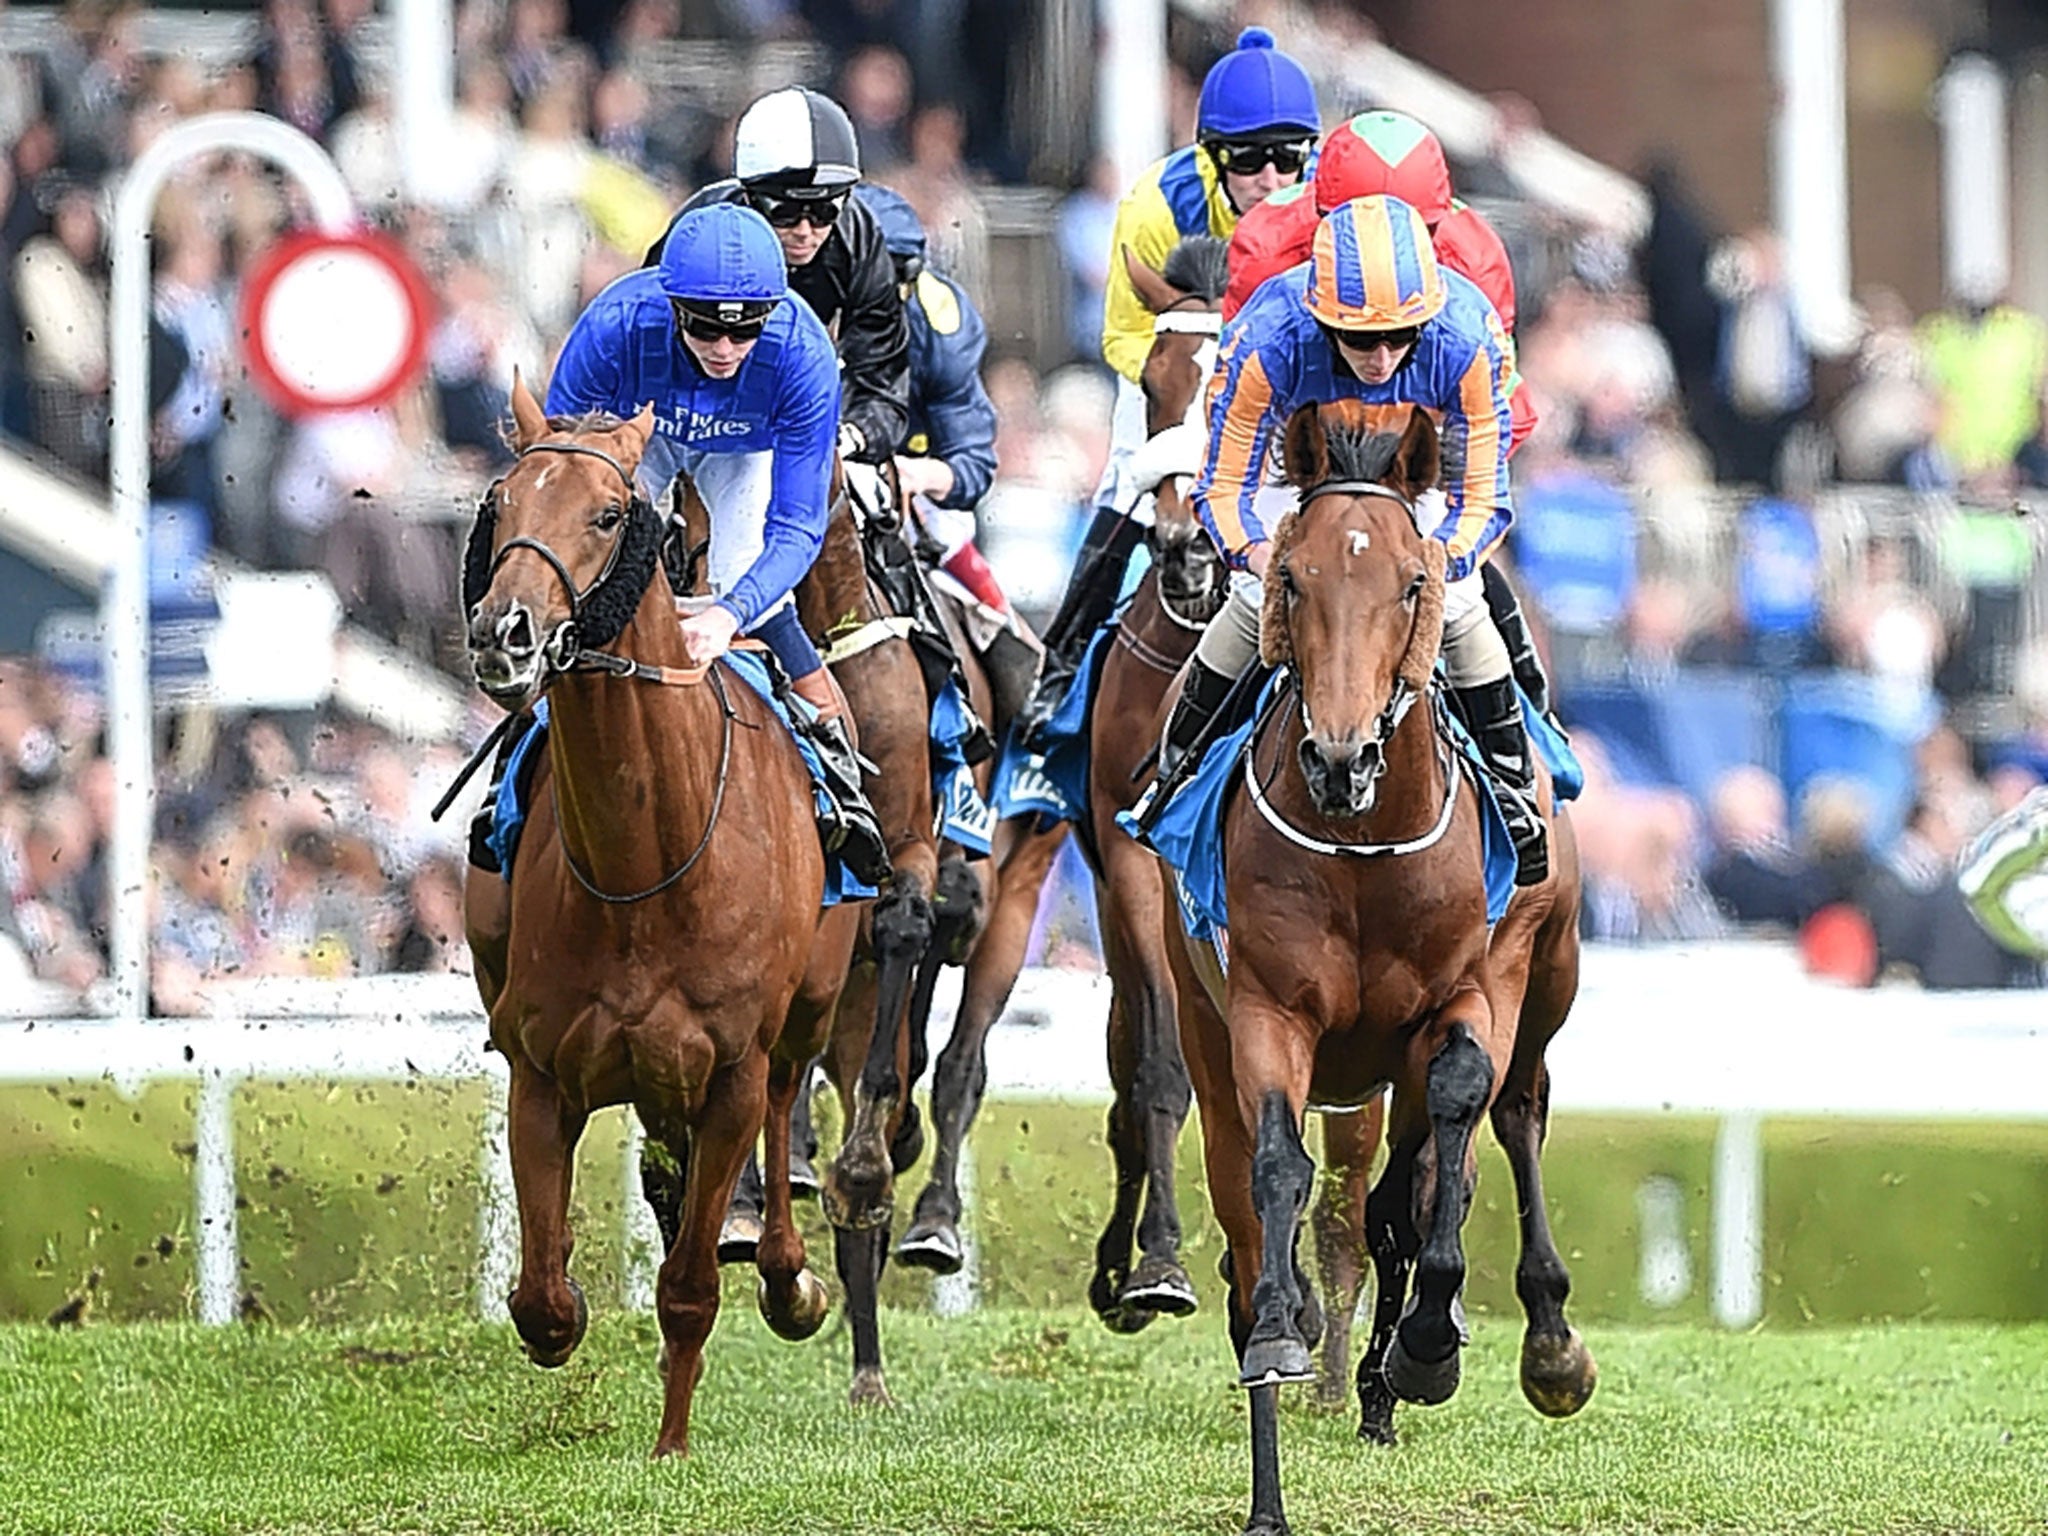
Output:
[{"xmin": 3, "ymin": 946, "xmax": 2044, "ymax": 1328}]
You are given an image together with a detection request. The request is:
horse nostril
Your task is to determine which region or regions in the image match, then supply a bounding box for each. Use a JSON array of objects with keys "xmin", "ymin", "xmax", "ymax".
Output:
[{"xmin": 497, "ymin": 605, "xmax": 537, "ymax": 656}]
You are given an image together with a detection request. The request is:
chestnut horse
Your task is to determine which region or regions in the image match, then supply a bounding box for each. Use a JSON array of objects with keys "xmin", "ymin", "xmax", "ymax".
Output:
[
  {"xmin": 463, "ymin": 381, "xmax": 857, "ymax": 1457},
  {"xmin": 1163, "ymin": 402, "xmax": 1595, "ymax": 1534}
]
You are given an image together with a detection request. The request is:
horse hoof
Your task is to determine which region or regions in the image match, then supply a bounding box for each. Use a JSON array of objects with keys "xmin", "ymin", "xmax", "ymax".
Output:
[
  {"xmin": 1239, "ymin": 1336, "xmax": 1315, "ymax": 1388},
  {"xmin": 1521, "ymin": 1327, "xmax": 1597, "ymax": 1418},
  {"xmin": 717, "ymin": 1209, "xmax": 763, "ymax": 1266},
  {"xmin": 1098, "ymin": 1302, "xmax": 1156, "ymax": 1336},
  {"xmin": 1118, "ymin": 1257, "xmax": 1198, "ymax": 1318},
  {"xmin": 1243, "ymin": 1521, "xmax": 1292, "ymax": 1536},
  {"xmin": 895, "ymin": 1220, "xmax": 964, "ymax": 1275},
  {"xmin": 1356, "ymin": 1412, "xmax": 1399, "ymax": 1447},
  {"xmin": 514, "ymin": 1277, "xmax": 588, "ymax": 1369},
  {"xmin": 760, "ymin": 1268, "xmax": 831, "ymax": 1342},
  {"xmin": 1383, "ymin": 1329, "xmax": 1461, "ymax": 1406},
  {"xmin": 849, "ymin": 1367, "xmax": 895, "ymax": 1408}
]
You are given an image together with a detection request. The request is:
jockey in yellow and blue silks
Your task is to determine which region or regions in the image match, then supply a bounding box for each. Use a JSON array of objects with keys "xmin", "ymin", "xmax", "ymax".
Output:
[
  {"xmin": 1163, "ymin": 192, "xmax": 1548, "ymax": 886},
  {"xmin": 545, "ymin": 200, "xmax": 891, "ymax": 884},
  {"xmin": 1015, "ymin": 26, "xmax": 1319, "ymax": 745}
]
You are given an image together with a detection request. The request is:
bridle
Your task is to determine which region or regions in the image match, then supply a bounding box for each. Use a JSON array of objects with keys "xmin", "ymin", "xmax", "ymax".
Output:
[{"xmin": 1245, "ymin": 478, "xmax": 1460, "ymax": 859}]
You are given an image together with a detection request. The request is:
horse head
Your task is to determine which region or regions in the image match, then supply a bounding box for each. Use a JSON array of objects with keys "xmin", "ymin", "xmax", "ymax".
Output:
[
  {"xmin": 1265, "ymin": 401, "xmax": 1446, "ymax": 821},
  {"xmin": 1126, "ymin": 239, "xmax": 1227, "ymax": 623},
  {"xmin": 465, "ymin": 371, "xmax": 659, "ymax": 708}
]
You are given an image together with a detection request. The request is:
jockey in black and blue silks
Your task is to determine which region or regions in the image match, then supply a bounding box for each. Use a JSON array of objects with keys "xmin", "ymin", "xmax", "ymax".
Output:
[
  {"xmin": 851, "ymin": 182, "xmax": 1042, "ymax": 724},
  {"xmin": 546, "ymin": 200, "xmax": 891, "ymax": 883}
]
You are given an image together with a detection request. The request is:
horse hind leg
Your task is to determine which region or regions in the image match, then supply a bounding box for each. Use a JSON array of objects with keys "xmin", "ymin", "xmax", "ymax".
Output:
[
  {"xmin": 1355, "ymin": 1134, "xmax": 1420, "ymax": 1445},
  {"xmin": 836, "ymin": 1223, "xmax": 895, "ymax": 1405},
  {"xmin": 1120, "ymin": 970, "xmax": 1197, "ymax": 1319},
  {"xmin": 505, "ymin": 1057, "xmax": 591, "ymax": 1369},
  {"xmin": 1493, "ymin": 1060, "xmax": 1596, "ymax": 1417},
  {"xmin": 825, "ymin": 881, "xmax": 934, "ymax": 1231},
  {"xmin": 1383, "ymin": 1019, "xmax": 1495, "ymax": 1410}
]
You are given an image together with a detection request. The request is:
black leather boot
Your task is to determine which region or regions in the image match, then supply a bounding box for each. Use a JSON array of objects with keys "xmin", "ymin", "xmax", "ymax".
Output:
[
  {"xmin": 804, "ymin": 712, "xmax": 895, "ymax": 888},
  {"xmin": 1015, "ymin": 507, "xmax": 1148, "ymax": 747},
  {"xmin": 1159, "ymin": 657, "xmax": 1236, "ymax": 778},
  {"xmin": 465, "ymin": 713, "xmax": 532, "ymax": 874},
  {"xmin": 1481, "ymin": 563, "xmax": 1555, "ymax": 723},
  {"xmin": 980, "ymin": 624, "xmax": 1044, "ymax": 738},
  {"xmin": 1456, "ymin": 677, "xmax": 1549, "ymax": 887}
]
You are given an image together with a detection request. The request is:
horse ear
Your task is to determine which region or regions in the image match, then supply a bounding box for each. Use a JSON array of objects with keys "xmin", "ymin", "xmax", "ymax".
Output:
[
  {"xmin": 617, "ymin": 400, "xmax": 656, "ymax": 461},
  {"xmin": 1393, "ymin": 406, "xmax": 1441, "ymax": 496},
  {"xmin": 1280, "ymin": 403, "xmax": 1329, "ymax": 489},
  {"xmin": 1123, "ymin": 245, "xmax": 1185, "ymax": 317},
  {"xmin": 509, "ymin": 368, "xmax": 548, "ymax": 450}
]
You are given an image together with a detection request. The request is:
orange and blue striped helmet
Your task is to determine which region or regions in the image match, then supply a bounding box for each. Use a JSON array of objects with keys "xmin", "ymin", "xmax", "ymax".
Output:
[{"xmin": 1302, "ymin": 194, "xmax": 1447, "ymax": 329}]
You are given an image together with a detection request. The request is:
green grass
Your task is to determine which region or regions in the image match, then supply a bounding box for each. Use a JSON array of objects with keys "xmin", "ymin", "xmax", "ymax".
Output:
[
  {"xmin": 8, "ymin": 1083, "xmax": 2048, "ymax": 1328},
  {"xmin": 1, "ymin": 1312, "xmax": 2044, "ymax": 1534}
]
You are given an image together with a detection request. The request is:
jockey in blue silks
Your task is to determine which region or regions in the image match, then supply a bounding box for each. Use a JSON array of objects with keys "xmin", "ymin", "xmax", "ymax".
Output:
[
  {"xmin": 546, "ymin": 200, "xmax": 892, "ymax": 884},
  {"xmin": 1159, "ymin": 192, "xmax": 1547, "ymax": 886},
  {"xmin": 851, "ymin": 182, "xmax": 1042, "ymax": 725}
]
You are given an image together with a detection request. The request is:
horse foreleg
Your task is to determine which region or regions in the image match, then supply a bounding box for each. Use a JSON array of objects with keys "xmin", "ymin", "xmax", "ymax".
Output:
[
  {"xmin": 1492, "ymin": 1058, "xmax": 1596, "ymax": 1417},
  {"xmin": 755, "ymin": 1052, "xmax": 831, "ymax": 1341},
  {"xmin": 1355, "ymin": 1133, "xmax": 1419, "ymax": 1445},
  {"xmin": 1090, "ymin": 936, "xmax": 1152, "ymax": 1332},
  {"xmin": 1310, "ymin": 1098, "xmax": 1382, "ymax": 1409},
  {"xmin": 826, "ymin": 878, "xmax": 934, "ymax": 1231},
  {"xmin": 653, "ymin": 1052, "xmax": 767, "ymax": 1459},
  {"xmin": 903, "ymin": 830, "xmax": 1052, "ymax": 1273},
  {"xmin": 835, "ymin": 1223, "xmax": 894, "ymax": 1405},
  {"xmin": 505, "ymin": 1055, "xmax": 591, "ymax": 1369},
  {"xmin": 1239, "ymin": 1089, "xmax": 1317, "ymax": 1388},
  {"xmin": 1383, "ymin": 1016, "xmax": 1495, "ymax": 1410}
]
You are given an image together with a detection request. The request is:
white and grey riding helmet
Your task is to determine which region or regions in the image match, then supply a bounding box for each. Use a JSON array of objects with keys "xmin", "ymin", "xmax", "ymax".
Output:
[{"xmin": 733, "ymin": 87, "xmax": 862, "ymax": 195}]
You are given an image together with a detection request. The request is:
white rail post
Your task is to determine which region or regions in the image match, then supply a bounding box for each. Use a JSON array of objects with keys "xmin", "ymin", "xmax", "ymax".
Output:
[
  {"xmin": 1769, "ymin": 0, "xmax": 1856, "ymax": 350},
  {"xmin": 621, "ymin": 1117, "xmax": 660, "ymax": 1312},
  {"xmin": 930, "ymin": 1138, "xmax": 980, "ymax": 1318},
  {"xmin": 107, "ymin": 114, "xmax": 356, "ymax": 1023},
  {"xmin": 193, "ymin": 1069, "xmax": 241, "ymax": 1324},
  {"xmin": 476, "ymin": 1069, "xmax": 516, "ymax": 1320},
  {"xmin": 1711, "ymin": 1111, "xmax": 1765, "ymax": 1328}
]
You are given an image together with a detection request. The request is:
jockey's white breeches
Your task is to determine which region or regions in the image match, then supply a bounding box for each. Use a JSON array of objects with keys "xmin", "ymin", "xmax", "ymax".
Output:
[
  {"xmin": 1193, "ymin": 487, "xmax": 1509, "ymax": 687},
  {"xmin": 668, "ymin": 447, "xmax": 792, "ymax": 630}
]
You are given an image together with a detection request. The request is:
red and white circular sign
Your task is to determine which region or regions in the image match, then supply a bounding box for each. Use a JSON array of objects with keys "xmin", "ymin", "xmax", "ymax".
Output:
[{"xmin": 239, "ymin": 229, "xmax": 432, "ymax": 416}]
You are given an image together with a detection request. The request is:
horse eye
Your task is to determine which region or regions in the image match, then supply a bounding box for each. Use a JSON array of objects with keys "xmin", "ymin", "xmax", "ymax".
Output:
[
  {"xmin": 1278, "ymin": 563, "xmax": 1298, "ymax": 598},
  {"xmin": 1403, "ymin": 571, "xmax": 1426, "ymax": 605},
  {"xmin": 595, "ymin": 504, "xmax": 624, "ymax": 532}
]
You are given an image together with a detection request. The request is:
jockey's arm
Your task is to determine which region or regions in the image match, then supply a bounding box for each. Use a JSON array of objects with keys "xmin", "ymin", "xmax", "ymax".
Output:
[
  {"xmin": 907, "ymin": 275, "xmax": 998, "ymax": 509},
  {"xmin": 1191, "ymin": 330, "xmax": 1285, "ymax": 570},
  {"xmin": 1100, "ymin": 174, "xmax": 1184, "ymax": 385},
  {"xmin": 836, "ymin": 230, "xmax": 913, "ymax": 465},
  {"xmin": 1429, "ymin": 326, "xmax": 1516, "ymax": 582},
  {"xmin": 717, "ymin": 348, "xmax": 838, "ymax": 631}
]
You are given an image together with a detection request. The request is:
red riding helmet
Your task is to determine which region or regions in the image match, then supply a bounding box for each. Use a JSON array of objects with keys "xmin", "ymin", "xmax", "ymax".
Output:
[{"xmin": 1313, "ymin": 110, "xmax": 1454, "ymax": 226}]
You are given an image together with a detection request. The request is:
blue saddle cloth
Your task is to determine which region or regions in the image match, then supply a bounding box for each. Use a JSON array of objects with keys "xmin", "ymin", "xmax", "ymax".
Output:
[
  {"xmin": 990, "ymin": 618, "xmax": 1118, "ymax": 832},
  {"xmin": 930, "ymin": 676, "xmax": 996, "ymax": 856},
  {"xmin": 1120, "ymin": 678, "xmax": 1579, "ymax": 943},
  {"xmin": 485, "ymin": 653, "xmax": 879, "ymax": 905}
]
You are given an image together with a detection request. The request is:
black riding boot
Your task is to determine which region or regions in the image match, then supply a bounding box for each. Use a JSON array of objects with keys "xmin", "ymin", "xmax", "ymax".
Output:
[
  {"xmin": 980, "ymin": 624, "xmax": 1045, "ymax": 737},
  {"xmin": 1158, "ymin": 657, "xmax": 1237, "ymax": 779},
  {"xmin": 1480, "ymin": 563, "xmax": 1555, "ymax": 722},
  {"xmin": 465, "ymin": 713, "xmax": 532, "ymax": 875},
  {"xmin": 1456, "ymin": 677, "xmax": 1549, "ymax": 887},
  {"xmin": 1015, "ymin": 507, "xmax": 1147, "ymax": 746},
  {"xmin": 803, "ymin": 712, "xmax": 895, "ymax": 888}
]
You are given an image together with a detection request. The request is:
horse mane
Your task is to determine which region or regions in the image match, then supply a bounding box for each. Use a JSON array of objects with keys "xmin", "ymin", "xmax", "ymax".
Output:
[
  {"xmin": 546, "ymin": 410, "xmax": 630, "ymax": 435},
  {"xmin": 1162, "ymin": 236, "xmax": 1230, "ymax": 304}
]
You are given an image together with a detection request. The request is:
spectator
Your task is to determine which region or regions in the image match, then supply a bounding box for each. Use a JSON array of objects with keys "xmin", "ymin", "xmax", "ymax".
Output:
[
  {"xmin": 13, "ymin": 179, "xmax": 109, "ymax": 479},
  {"xmin": 1918, "ymin": 286, "xmax": 2048, "ymax": 493},
  {"xmin": 837, "ymin": 45, "xmax": 913, "ymax": 177},
  {"xmin": 1055, "ymin": 155, "xmax": 1118, "ymax": 365},
  {"xmin": 1703, "ymin": 765, "xmax": 1817, "ymax": 929}
]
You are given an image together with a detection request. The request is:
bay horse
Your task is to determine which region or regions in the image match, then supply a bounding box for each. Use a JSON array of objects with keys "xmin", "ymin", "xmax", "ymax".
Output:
[
  {"xmin": 462, "ymin": 377, "xmax": 855, "ymax": 1457},
  {"xmin": 1163, "ymin": 401, "xmax": 1595, "ymax": 1534}
]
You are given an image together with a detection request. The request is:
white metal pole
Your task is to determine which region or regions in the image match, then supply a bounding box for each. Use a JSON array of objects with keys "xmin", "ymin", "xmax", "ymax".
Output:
[
  {"xmin": 1769, "ymin": 0, "xmax": 1855, "ymax": 351},
  {"xmin": 107, "ymin": 113, "xmax": 355, "ymax": 1023},
  {"xmin": 1937, "ymin": 52, "xmax": 2011, "ymax": 306},
  {"xmin": 394, "ymin": 0, "xmax": 455, "ymax": 203},
  {"xmin": 194, "ymin": 1069, "xmax": 241, "ymax": 1324},
  {"xmin": 1098, "ymin": 0, "xmax": 1168, "ymax": 194},
  {"xmin": 621, "ymin": 1116, "xmax": 660, "ymax": 1312},
  {"xmin": 476, "ymin": 1068, "xmax": 516, "ymax": 1320}
]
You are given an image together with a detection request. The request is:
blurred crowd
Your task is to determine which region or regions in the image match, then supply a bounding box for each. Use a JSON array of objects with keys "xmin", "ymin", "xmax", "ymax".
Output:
[{"xmin": 2, "ymin": 1, "xmax": 2046, "ymax": 1003}]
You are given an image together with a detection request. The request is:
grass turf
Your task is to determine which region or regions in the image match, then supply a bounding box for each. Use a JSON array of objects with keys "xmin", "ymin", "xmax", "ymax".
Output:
[{"xmin": 1, "ymin": 1312, "xmax": 2044, "ymax": 1535}]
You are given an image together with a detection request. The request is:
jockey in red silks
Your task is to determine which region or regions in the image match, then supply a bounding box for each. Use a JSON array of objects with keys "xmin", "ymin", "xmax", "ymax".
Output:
[{"xmin": 1224, "ymin": 110, "xmax": 1536, "ymax": 453}]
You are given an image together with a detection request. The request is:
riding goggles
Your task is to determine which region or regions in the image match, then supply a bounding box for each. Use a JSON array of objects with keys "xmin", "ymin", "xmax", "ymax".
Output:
[
  {"xmin": 1327, "ymin": 324, "xmax": 1421, "ymax": 355},
  {"xmin": 673, "ymin": 297, "xmax": 777, "ymax": 343},
  {"xmin": 748, "ymin": 189, "xmax": 848, "ymax": 228},
  {"xmin": 1206, "ymin": 138, "xmax": 1313, "ymax": 176}
]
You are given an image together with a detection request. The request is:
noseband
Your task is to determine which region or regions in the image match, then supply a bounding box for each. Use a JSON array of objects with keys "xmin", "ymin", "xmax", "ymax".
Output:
[{"xmin": 485, "ymin": 441, "xmax": 639, "ymax": 655}]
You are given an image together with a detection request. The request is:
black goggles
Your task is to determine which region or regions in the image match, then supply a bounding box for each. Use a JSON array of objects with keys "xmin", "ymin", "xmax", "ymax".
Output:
[
  {"xmin": 749, "ymin": 189, "xmax": 847, "ymax": 229},
  {"xmin": 1207, "ymin": 138, "xmax": 1312, "ymax": 176},
  {"xmin": 673, "ymin": 298, "xmax": 775, "ymax": 343},
  {"xmin": 1329, "ymin": 324, "xmax": 1421, "ymax": 355}
]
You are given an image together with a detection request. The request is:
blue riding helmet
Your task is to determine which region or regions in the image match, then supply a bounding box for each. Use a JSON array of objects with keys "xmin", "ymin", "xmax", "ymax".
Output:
[
  {"xmin": 1197, "ymin": 26, "xmax": 1319, "ymax": 141},
  {"xmin": 852, "ymin": 183, "xmax": 927, "ymax": 262},
  {"xmin": 658, "ymin": 202, "xmax": 788, "ymax": 312}
]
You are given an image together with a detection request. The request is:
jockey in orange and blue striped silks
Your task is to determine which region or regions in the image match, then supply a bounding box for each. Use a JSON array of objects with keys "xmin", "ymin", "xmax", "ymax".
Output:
[{"xmin": 1156, "ymin": 192, "xmax": 1551, "ymax": 887}]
